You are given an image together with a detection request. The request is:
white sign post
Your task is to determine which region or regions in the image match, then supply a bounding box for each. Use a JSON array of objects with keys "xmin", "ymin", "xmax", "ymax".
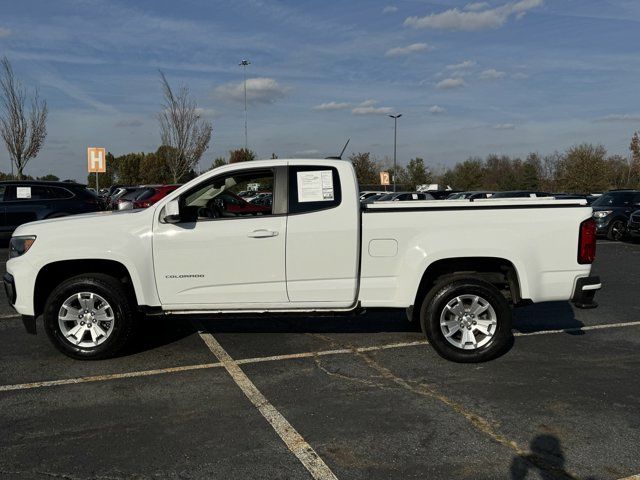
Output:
[{"xmin": 87, "ymin": 147, "xmax": 106, "ymax": 193}]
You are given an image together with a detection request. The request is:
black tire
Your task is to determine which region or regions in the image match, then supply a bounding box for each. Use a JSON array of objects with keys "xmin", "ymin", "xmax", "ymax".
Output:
[
  {"xmin": 607, "ymin": 219, "xmax": 626, "ymax": 241},
  {"xmin": 419, "ymin": 278, "xmax": 512, "ymax": 363},
  {"xmin": 43, "ymin": 273, "xmax": 138, "ymax": 360}
]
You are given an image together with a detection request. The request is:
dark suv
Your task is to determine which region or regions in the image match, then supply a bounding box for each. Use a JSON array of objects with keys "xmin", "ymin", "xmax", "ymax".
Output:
[
  {"xmin": 591, "ymin": 190, "xmax": 640, "ymax": 240},
  {"xmin": 0, "ymin": 181, "xmax": 101, "ymax": 239}
]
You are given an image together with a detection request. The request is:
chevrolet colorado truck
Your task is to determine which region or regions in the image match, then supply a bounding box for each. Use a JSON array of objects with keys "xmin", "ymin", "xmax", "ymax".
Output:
[{"xmin": 4, "ymin": 159, "xmax": 601, "ymax": 362}]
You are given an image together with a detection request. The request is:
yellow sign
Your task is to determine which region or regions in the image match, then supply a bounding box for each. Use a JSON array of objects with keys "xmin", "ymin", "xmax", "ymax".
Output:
[
  {"xmin": 87, "ymin": 147, "xmax": 106, "ymax": 173},
  {"xmin": 380, "ymin": 171, "xmax": 390, "ymax": 185}
]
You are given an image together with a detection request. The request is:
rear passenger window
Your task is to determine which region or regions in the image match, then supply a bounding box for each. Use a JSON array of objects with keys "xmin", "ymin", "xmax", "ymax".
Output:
[{"xmin": 288, "ymin": 166, "xmax": 341, "ymax": 214}]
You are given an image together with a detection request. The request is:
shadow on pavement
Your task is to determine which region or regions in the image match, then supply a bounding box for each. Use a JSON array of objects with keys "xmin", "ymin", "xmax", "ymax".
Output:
[
  {"xmin": 510, "ymin": 434, "xmax": 598, "ymax": 480},
  {"xmin": 513, "ymin": 301, "xmax": 585, "ymax": 335},
  {"xmin": 194, "ymin": 308, "xmax": 414, "ymax": 334},
  {"xmin": 119, "ymin": 315, "xmax": 199, "ymax": 356}
]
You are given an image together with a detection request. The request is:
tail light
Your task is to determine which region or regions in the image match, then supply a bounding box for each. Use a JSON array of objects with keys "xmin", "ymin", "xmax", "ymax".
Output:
[{"xmin": 578, "ymin": 218, "xmax": 596, "ymax": 264}]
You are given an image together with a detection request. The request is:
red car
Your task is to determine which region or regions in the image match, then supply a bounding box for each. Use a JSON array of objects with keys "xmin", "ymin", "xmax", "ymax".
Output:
[
  {"xmin": 132, "ymin": 185, "xmax": 181, "ymax": 209},
  {"xmin": 216, "ymin": 191, "xmax": 271, "ymax": 215}
]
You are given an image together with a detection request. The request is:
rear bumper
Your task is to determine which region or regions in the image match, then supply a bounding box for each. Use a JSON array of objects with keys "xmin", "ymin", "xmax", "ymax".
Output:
[{"xmin": 571, "ymin": 276, "xmax": 601, "ymax": 309}]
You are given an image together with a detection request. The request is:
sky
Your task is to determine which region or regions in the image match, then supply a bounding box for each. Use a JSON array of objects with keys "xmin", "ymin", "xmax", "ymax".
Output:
[{"xmin": 1, "ymin": 0, "xmax": 639, "ymax": 181}]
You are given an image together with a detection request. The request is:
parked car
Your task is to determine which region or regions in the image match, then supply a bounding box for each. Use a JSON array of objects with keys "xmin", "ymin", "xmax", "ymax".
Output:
[
  {"xmin": 109, "ymin": 187, "xmax": 139, "ymax": 210},
  {"xmin": 131, "ymin": 185, "xmax": 181, "ymax": 209},
  {"xmin": 591, "ymin": 190, "xmax": 640, "ymax": 240},
  {"xmin": 5, "ymin": 159, "xmax": 599, "ymax": 363},
  {"xmin": 216, "ymin": 191, "xmax": 271, "ymax": 216},
  {"xmin": 422, "ymin": 190, "xmax": 460, "ymax": 200},
  {"xmin": 114, "ymin": 187, "xmax": 148, "ymax": 210},
  {"xmin": 359, "ymin": 191, "xmax": 385, "ymax": 201},
  {"xmin": 361, "ymin": 193, "xmax": 387, "ymax": 204},
  {"xmin": 0, "ymin": 181, "xmax": 101, "ymax": 239},
  {"xmin": 627, "ymin": 210, "xmax": 640, "ymax": 239},
  {"xmin": 376, "ymin": 192, "xmax": 435, "ymax": 201},
  {"xmin": 446, "ymin": 191, "xmax": 494, "ymax": 200},
  {"xmin": 491, "ymin": 191, "xmax": 553, "ymax": 199}
]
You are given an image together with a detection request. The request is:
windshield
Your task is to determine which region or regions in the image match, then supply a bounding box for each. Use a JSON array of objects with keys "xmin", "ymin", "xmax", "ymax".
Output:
[{"xmin": 591, "ymin": 192, "xmax": 637, "ymax": 207}]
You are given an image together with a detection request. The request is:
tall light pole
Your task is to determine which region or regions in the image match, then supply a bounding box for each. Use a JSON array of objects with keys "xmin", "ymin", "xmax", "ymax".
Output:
[
  {"xmin": 239, "ymin": 59, "xmax": 251, "ymax": 149},
  {"xmin": 388, "ymin": 114, "xmax": 402, "ymax": 193}
]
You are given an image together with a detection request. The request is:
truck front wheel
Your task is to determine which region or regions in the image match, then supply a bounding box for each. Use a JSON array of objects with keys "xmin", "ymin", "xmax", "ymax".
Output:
[
  {"xmin": 420, "ymin": 278, "xmax": 512, "ymax": 362},
  {"xmin": 43, "ymin": 274, "xmax": 138, "ymax": 360}
]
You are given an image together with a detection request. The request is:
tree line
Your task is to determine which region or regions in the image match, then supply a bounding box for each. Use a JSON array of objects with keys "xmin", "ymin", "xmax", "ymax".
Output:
[{"xmin": 350, "ymin": 135, "xmax": 640, "ymax": 194}]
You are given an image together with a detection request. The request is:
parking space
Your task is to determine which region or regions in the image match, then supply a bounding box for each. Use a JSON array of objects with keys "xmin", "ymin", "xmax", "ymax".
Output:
[{"xmin": 1, "ymin": 241, "xmax": 640, "ymax": 479}]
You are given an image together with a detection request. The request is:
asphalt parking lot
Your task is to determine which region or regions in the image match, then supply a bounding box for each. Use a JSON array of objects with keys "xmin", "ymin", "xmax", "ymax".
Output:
[{"xmin": 1, "ymin": 241, "xmax": 640, "ymax": 480}]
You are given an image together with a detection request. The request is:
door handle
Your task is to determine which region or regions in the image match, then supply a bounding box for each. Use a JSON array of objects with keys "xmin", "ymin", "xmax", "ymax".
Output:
[{"xmin": 247, "ymin": 229, "xmax": 279, "ymax": 238}]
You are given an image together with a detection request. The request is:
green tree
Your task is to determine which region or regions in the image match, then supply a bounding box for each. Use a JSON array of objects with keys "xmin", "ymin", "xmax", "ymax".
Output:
[
  {"xmin": 629, "ymin": 131, "xmax": 640, "ymax": 188},
  {"xmin": 37, "ymin": 174, "xmax": 59, "ymax": 181},
  {"xmin": 211, "ymin": 157, "xmax": 227, "ymax": 169},
  {"xmin": 452, "ymin": 158, "xmax": 485, "ymax": 190},
  {"xmin": 348, "ymin": 152, "xmax": 377, "ymax": 185},
  {"xmin": 559, "ymin": 144, "xmax": 608, "ymax": 193},
  {"xmin": 406, "ymin": 157, "xmax": 431, "ymax": 189},
  {"xmin": 229, "ymin": 148, "xmax": 256, "ymax": 163}
]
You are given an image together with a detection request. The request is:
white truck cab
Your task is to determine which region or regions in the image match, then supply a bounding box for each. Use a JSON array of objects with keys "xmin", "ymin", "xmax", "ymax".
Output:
[{"xmin": 4, "ymin": 159, "xmax": 600, "ymax": 362}]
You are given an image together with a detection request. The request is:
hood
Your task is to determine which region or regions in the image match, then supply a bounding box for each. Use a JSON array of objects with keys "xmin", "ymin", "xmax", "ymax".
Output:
[{"xmin": 12, "ymin": 208, "xmax": 149, "ymax": 237}]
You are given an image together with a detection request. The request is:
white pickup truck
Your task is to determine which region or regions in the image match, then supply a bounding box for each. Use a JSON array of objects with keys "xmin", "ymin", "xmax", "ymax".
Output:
[{"xmin": 4, "ymin": 159, "xmax": 600, "ymax": 362}]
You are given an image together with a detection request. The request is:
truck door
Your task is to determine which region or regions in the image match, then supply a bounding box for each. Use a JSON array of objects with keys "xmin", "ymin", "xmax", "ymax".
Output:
[
  {"xmin": 285, "ymin": 163, "xmax": 359, "ymax": 306},
  {"xmin": 153, "ymin": 166, "xmax": 289, "ymax": 308}
]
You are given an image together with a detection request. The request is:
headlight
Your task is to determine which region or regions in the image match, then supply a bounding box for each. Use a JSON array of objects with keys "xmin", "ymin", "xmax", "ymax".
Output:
[
  {"xmin": 9, "ymin": 236, "xmax": 36, "ymax": 259},
  {"xmin": 592, "ymin": 210, "xmax": 612, "ymax": 219}
]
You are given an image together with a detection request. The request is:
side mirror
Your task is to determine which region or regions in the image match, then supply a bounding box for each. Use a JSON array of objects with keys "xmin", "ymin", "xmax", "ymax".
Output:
[
  {"xmin": 163, "ymin": 198, "xmax": 181, "ymax": 224},
  {"xmin": 118, "ymin": 201, "xmax": 134, "ymax": 211}
]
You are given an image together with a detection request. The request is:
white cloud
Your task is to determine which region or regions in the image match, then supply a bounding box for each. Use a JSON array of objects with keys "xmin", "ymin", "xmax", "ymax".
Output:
[
  {"xmin": 313, "ymin": 101, "xmax": 351, "ymax": 111},
  {"xmin": 382, "ymin": 5, "xmax": 398, "ymax": 13},
  {"xmin": 351, "ymin": 100, "xmax": 393, "ymax": 115},
  {"xmin": 429, "ymin": 105, "xmax": 446, "ymax": 114},
  {"xmin": 215, "ymin": 77, "xmax": 290, "ymax": 104},
  {"xmin": 194, "ymin": 107, "xmax": 218, "ymax": 117},
  {"xmin": 115, "ymin": 119, "xmax": 143, "ymax": 127},
  {"xmin": 513, "ymin": 72, "xmax": 529, "ymax": 79},
  {"xmin": 494, "ymin": 123, "xmax": 516, "ymax": 129},
  {"xmin": 404, "ymin": 0, "xmax": 543, "ymax": 31},
  {"xmin": 479, "ymin": 68, "xmax": 506, "ymax": 79},
  {"xmin": 464, "ymin": 2, "xmax": 490, "ymax": 11},
  {"xmin": 0, "ymin": 27, "xmax": 11, "ymax": 38},
  {"xmin": 594, "ymin": 114, "xmax": 640, "ymax": 123},
  {"xmin": 446, "ymin": 60, "xmax": 476, "ymax": 70},
  {"xmin": 436, "ymin": 78, "xmax": 466, "ymax": 90},
  {"xmin": 385, "ymin": 43, "xmax": 434, "ymax": 57}
]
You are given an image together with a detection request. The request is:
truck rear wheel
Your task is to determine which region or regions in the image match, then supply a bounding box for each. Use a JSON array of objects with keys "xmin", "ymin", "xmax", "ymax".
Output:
[
  {"xmin": 420, "ymin": 278, "xmax": 512, "ymax": 362},
  {"xmin": 43, "ymin": 274, "xmax": 138, "ymax": 360}
]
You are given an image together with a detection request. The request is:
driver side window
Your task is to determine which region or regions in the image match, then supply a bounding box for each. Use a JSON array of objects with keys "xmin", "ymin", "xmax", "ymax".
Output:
[{"xmin": 180, "ymin": 169, "xmax": 274, "ymax": 222}]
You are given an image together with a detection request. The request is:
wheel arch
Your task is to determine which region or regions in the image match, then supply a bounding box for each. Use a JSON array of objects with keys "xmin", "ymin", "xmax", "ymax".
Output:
[
  {"xmin": 411, "ymin": 256, "xmax": 522, "ymax": 319},
  {"xmin": 34, "ymin": 259, "xmax": 141, "ymax": 318}
]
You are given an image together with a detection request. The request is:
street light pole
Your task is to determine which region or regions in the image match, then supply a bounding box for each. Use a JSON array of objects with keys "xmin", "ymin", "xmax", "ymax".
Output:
[
  {"xmin": 239, "ymin": 59, "xmax": 251, "ymax": 149},
  {"xmin": 388, "ymin": 114, "xmax": 402, "ymax": 193}
]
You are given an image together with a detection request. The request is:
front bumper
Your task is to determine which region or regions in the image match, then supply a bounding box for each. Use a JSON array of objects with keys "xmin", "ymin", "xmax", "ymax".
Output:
[
  {"xmin": 595, "ymin": 217, "xmax": 611, "ymax": 235},
  {"xmin": 3, "ymin": 272, "xmax": 16, "ymax": 305},
  {"xmin": 571, "ymin": 276, "xmax": 601, "ymax": 309}
]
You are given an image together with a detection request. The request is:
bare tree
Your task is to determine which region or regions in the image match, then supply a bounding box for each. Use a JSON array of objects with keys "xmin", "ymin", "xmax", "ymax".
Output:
[
  {"xmin": 0, "ymin": 57, "xmax": 48, "ymax": 179},
  {"xmin": 157, "ymin": 71, "xmax": 212, "ymax": 183}
]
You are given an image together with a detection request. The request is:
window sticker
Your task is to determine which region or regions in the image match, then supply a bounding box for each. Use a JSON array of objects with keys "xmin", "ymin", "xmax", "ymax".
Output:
[
  {"xmin": 297, "ymin": 170, "xmax": 334, "ymax": 202},
  {"xmin": 16, "ymin": 187, "xmax": 31, "ymax": 199}
]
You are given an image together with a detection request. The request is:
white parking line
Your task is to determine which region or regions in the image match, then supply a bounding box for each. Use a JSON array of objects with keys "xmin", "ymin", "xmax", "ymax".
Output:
[
  {"xmin": 0, "ymin": 362, "xmax": 222, "ymax": 392},
  {"xmin": 514, "ymin": 320, "xmax": 640, "ymax": 337},
  {"xmin": 0, "ymin": 322, "xmax": 639, "ymax": 394},
  {"xmin": 0, "ymin": 313, "xmax": 19, "ymax": 320},
  {"xmin": 197, "ymin": 328, "xmax": 339, "ymax": 480},
  {"xmin": 618, "ymin": 475, "xmax": 640, "ymax": 480}
]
